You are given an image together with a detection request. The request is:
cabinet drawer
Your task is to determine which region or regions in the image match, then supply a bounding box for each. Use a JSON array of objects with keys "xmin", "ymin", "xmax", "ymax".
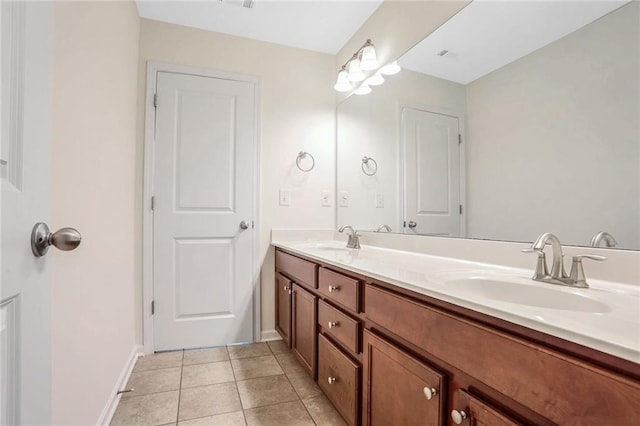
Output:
[
  {"xmin": 318, "ymin": 300, "xmax": 360, "ymax": 354},
  {"xmin": 318, "ymin": 267, "xmax": 360, "ymax": 312},
  {"xmin": 363, "ymin": 330, "xmax": 445, "ymax": 426},
  {"xmin": 276, "ymin": 250, "xmax": 317, "ymax": 288},
  {"xmin": 365, "ymin": 284, "xmax": 640, "ymax": 425},
  {"xmin": 456, "ymin": 390, "xmax": 522, "ymax": 426},
  {"xmin": 318, "ymin": 333, "xmax": 360, "ymax": 426}
]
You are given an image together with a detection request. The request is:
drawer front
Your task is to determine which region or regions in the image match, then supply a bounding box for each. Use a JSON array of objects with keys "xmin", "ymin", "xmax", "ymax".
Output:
[
  {"xmin": 318, "ymin": 333, "xmax": 360, "ymax": 426},
  {"xmin": 276, "ymin": 250, "xmax": 318, "ymax": 288},
  {"xmin": 318, "ymin": 267, "xmax": 360, "ymax": 312},
  {"xmin": 318, "ymin": 300, "xmax": 360, "ymax": 354},
  {"xmin": 363, "ymin": 330, "xmax": 445, "ymax": 426},
  {"xmin": 292, "ymin": 284, "xmax": 317, "ymax": 378},
  {"xmin": 365, "ymin": 284, "xmax": 640, "ymax": 425},
  {"xmin": 459, "ymin": 390, "xmax": 522, "ymax": 426}
]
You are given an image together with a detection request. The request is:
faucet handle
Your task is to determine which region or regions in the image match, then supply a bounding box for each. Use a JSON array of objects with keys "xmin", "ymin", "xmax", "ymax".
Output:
[
  {"xmin": 521, "ymin": 248, "xmax": 548, "ymax": 279},
  {"xmin": 569, "ymin": 254, "xmax": 607, "ymax": 288}
]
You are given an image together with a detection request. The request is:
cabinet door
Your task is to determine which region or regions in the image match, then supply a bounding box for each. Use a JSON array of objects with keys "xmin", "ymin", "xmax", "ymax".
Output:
[
  {"xmin": 292, "ymin": 283, "xmax": 317, "ymax": 378},
  {"xmin": 275, "ymin": 273, "xmax": 292, "ymax": 347},
  {"xmin": 363, "ymin": 330, "xmax": 445, "ymax": 426},
  {"xmin": 452, "ymin": 390, "xmax": 522, "ymax": 426}
]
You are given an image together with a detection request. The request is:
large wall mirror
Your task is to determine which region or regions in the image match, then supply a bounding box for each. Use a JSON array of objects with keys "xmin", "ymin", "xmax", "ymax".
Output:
[{"xmin": 337, "ymin": 0, "xmax": 639, "ymax": 250}]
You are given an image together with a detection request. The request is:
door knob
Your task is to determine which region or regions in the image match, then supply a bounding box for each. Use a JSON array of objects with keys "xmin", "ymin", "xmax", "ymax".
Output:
[
  {"xmin": 239, "ymin": 220, "xmax": 249, "ymax": 230},
  {"xmin": 31, "ymin": 222, "xmax": 81, "ymax": 257},
  {"xmin": 408, "ymin": 221, "xmax": 417, "ymax": 228}
]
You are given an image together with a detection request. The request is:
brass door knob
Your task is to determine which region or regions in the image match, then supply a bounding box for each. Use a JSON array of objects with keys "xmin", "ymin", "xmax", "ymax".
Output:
[{"xmin": 31, "ymin": 222, "xmax": 81, "ymax": 257}]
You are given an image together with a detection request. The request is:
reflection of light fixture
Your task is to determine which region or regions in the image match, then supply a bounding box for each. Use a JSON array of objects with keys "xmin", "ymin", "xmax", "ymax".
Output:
[
  {"xmin": 380, "ymin": 60, "xmax": 401, "ymax": 75},
  {"xmin": 366, "ymin": 72, "xmax": 384, "ymax": 86},
  {"xmin": 347, "ymin": 57, "xmax": 365, "ymax": 82},
  {"xmin": 354, "ymin": 83, "xmax": 372, "ymax": 95},
  {"xmin": 334, "ymin": 68, "xmax": 352, "ymax": 92}
]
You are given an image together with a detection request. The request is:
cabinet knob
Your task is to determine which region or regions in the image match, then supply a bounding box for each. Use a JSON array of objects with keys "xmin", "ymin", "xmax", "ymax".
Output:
[
  {"xmin": 423, "ymin": 386, "xmax": 437, "ymax": 400},
  {"xmin": 327, "ymin": 377, "xmax": 337, "ymax": 385},
  {"xmin": 328, "ymin": 285, "xmax": 340, "ymax": 292},
  {"xmin": 451, "ymin": 410, "xmax": 468, "ymax": 425},
  {"xmin": 283, "ymin": 285, "xmax": 289, "ymax": 291},
  {"xmin": 328, "ymin": 321, "xmax": 339, "ymax": 329}
]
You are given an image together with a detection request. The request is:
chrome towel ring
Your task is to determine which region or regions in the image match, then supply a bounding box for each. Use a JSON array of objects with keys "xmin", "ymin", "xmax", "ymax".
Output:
[
  {"xmin": 362, "ymin": 156, "xmax": 378, "ymax": 176},
  {"xmin": 296, "ymin": 151, "xmax": 315, "ymax": 172}
]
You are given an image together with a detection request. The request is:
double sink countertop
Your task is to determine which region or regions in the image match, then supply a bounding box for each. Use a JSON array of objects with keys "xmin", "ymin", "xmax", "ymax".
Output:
[{"xmin": 272, "ymin": 239, "xmax": 640, "ymax": 364}]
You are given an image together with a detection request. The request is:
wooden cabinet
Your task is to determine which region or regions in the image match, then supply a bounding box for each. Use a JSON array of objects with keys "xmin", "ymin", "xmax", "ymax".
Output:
[
  {"xmin": 275, "ymin": 273, "xmax": 292, "ymax": 347},
  {"xmin": 453, "ymin": 390, "xmax": 522, "ymax": 426},
  {"xmin": 292, "ymin": 283, "xmax": 317, "ymax": 378},
  {"xmin": 318, "ymin": 299, "xmax": 360, "ymax": 354},
  {"xmin": 363, "ymin": 330, "xmax": 445, "ymax": 426},
  {"xmin": 318, "ymin": 267, "xmax": 361, "ymax": 312}
]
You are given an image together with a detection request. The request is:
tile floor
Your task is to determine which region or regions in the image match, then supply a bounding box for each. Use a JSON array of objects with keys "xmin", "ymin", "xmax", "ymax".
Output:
[{"xmin": 110, "ymin": 341, "xmax": 347, "ymax": 426}]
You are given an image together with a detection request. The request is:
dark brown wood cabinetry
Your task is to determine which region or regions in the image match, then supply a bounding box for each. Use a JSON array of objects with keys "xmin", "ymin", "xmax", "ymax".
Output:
[
  {"xmin": 274, "ymin": 247, "xmax": 640, "ymax": 426},
  {"xmin": 275, "ymin": 273, "xmax": 292, "ymax": 347}
]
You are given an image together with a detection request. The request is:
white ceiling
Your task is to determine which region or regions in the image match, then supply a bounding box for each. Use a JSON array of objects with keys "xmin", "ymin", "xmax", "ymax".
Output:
[
  {"xmin": 135, "ymin": 0, "xmax": 383, "ymax": 54},
  {"xmin": 399, "ymin": 0, "xmax": 630, "ymax": 85}
]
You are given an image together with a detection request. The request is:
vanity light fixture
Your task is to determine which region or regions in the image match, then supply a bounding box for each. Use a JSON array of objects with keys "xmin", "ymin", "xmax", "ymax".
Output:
[
  {"xmin": 334, "ymin": 39, "xmax": 379, "ymax": 91},
  {"xmin": 334, "ymin": 67, "xmax": 352, "ymax": 92},
  {"xmin": 347, "ymin": 57, "xmax": 366, "ymax": 82}
]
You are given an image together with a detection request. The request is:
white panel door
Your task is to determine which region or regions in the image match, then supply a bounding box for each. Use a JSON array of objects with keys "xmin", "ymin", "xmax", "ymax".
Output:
[
  {"xmin": 1, "ymin": 2, "xmax": 53, "ymax": 424},
  {"xmin": 153, "ymin": 71, "xmax": 256, "ymax": 351},
  {"xmin": 403, "ymin": 107, "xmax": 462, "ymax": 236}
]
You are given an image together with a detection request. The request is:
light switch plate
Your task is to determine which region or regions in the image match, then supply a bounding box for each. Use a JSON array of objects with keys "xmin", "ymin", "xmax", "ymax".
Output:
[
  {"xmin": 321, "ymin": 190, "xmax": 332, "ymax": 207},
  {"xmin": 375, "ymin": 193, "xmax": 384, "ymax": 208},
  {"xmin": 279, "ymin": 189, "xmax": 290, "ymax": 206},
  {"xmin": 339, "ymin": 191, "xmax": 349, "ymax": 207}
]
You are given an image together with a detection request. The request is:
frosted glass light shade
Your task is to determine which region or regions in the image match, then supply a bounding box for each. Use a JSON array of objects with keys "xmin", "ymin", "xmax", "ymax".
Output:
[
  {"xmin": 334, "ymin": 69, "xmax": 352, "ymax": 92},
  {"xmin": 380, "ymin": 60, "xmax": 401, "ymax": 75},
  {"xmin": 347, "ymin": 58, "xmax": 365, "ymax": 82},
  {"xmin": 366, "ymin": 72, "xmax": 384, "ymax": 86},
  {"xmin": 360, "ymin": 44, "xmax": 379, "ymax": 71},
  {"xmin": 354, "ymin": 83, "xmax": 372, "ymax": 95}
]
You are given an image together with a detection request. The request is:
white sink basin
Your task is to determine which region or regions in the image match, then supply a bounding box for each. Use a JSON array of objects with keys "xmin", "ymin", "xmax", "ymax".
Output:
[{"xmin": 446, "ymin": 278, "xmax": 611, "ymax": 313}]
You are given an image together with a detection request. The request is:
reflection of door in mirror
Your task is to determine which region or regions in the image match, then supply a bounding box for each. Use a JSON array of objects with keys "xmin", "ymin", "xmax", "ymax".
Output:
[{"xmin": 402, "ymin": 107, "xmax": 462, "ymax": 236}]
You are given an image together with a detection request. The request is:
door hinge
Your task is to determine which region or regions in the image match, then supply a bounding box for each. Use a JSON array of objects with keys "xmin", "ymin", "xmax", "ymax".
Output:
[
  {"xmin": 251, "ymin": 220, "xmax": 255, "ymax": 229},
  {"xmin": 458, "ymin": 134, "xmax": 462, "ymax": 144},
  {"xmin": 153, "ymin": 93, "xmax": 158, "ymax": 108},
  {"xmin": 459, "ymin": 204, "xmax": 463, "ymax": 215},
  {"xmin": 403, "ymin": 220, "xmax": 407, "ymax": 228},
  {"xmin": 151, "ymin": 300, "xmax": 155, "ymax": 315},
  {"xmin": 151, "ymin": 196, "xmax": 155, "ymax": 211}
]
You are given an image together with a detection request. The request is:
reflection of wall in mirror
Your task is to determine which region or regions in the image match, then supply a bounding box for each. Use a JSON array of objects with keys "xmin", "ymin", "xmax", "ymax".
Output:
[
  {"xmin": 337, "ymin": 70, "xmax": 464, "ymax": 231},
  {"xmin": 465, "ymin": 2, "xmax": 639, "ymax": 249}
]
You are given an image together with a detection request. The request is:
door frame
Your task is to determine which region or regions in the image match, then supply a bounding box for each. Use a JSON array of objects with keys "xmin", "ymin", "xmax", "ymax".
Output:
[
  {"xmin": 142, "ymin": 61, "xmax": 261, "ymax": 354},
  {"xmin": 398, "ymin": 102, "xmax": 466, "ymax": 237}
]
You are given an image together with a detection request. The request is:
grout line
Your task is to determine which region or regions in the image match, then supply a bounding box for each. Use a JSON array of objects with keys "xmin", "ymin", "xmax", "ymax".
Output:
[
  {"xmin": 228, "ymin": 350, "xmax": 248, "ymax": 425},
  {"xmin": 276, "ymin": 354, "xmax": 319, "ymax": 425},
  {"xmin": 175, "ymin": 350, "xmax": 185, "ymax": 424}
]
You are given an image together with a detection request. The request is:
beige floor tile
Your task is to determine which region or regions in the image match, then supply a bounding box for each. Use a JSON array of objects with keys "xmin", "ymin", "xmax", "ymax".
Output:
[
  {"xmin": 286, "ymin": 372, "xmax": 322, "ymax": 399},
  {"xmin": 302, "ymin": 395, "xmax": 347, "ymax": 426},
  {"xmin": 244, "ymin": 400, "xmax": 314, "ymax": 426},
  {"xmin": 274, "ymin": 352, "xmax": 306, "ymax": 375},
  {"xmin": 133, "ymin": 351, "xmax": 183, "ymax": 372},
  {"xmin": 231, "ymin": 355, "xmax": 283, "ymax": 380},
  {"xmin": 227, "ymin": 343, "xmax": 271, "ymax": 359},
  {"xmin": 181, "ymin": 361, "xmax": 234, "ymax": 388},
  {"xmin": 178, "ymin": 382, "xmax": 242, "ymax": 421},
  {"xmin": 122, "ymin": 367, "xmax": 181, "ymax": 399},
  {"xmin": 183, "ymin": 347, "xmax": 229, "ymax": 365},
  {"xmin": 266, "ymin": 340, "xmax": 289, "ymax": 355},
  {"xmin": 178, "ymin": 411, "xmax": 246, "ymax": 425},
  {"xmin": 111, "ymin": 390, "xmax": 179, "ymax": 426},
  {"xmin": 236, "ymin": 375, "xmax": 298, "ymax": 409}
]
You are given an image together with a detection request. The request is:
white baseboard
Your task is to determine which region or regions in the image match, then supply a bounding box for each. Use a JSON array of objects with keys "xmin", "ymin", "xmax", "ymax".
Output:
[
  {"xmin": 96, "ymin": 345, "xmax": 143, "ymax": 426},
  {"xmin": 260, "ymin": 329, "xmax": 282, "ymax": 342}
]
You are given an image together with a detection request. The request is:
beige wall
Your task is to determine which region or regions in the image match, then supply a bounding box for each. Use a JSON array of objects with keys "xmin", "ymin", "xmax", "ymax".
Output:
[
  {"xmin": 51, "ymin": 1, "xmax": 140, "ymax": 424},
  {"xmin": 465, "ymin": 2, "xmax": 639, "ymax": 248},
  {"xmin": 136, "ymin": 19, "xmax": 336, "ymax": 341}
]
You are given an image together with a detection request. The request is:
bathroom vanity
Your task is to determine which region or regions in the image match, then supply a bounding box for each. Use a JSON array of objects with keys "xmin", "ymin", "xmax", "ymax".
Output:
[{"xmin": 273, "ymin": 240, "xmax": 640, "ymax": 426}]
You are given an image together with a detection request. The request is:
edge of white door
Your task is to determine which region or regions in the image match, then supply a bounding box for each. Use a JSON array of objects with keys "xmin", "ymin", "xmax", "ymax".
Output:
[
  {"xmin": 142, "ymin": 62, "xmax": 261, "ymax": 354},
  {"xmin": 398, "ymin": 102, "xmax": 466, "ymax": 237}
]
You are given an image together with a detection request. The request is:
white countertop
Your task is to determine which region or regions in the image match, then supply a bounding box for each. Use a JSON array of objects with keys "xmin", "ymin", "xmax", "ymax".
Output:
[{"xmin": 272, "ymin": 239, "xmax": 640, "ymax": 364}]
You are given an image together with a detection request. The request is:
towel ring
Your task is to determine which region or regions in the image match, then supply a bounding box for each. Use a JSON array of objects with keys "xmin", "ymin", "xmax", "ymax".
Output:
[
  {"xmin": 296, "ymin": 151, "xmax": 315, "ymax": 172},
  {"xmin": 362, "ymin": 156, "xmax": 377, "ymax": 176}
]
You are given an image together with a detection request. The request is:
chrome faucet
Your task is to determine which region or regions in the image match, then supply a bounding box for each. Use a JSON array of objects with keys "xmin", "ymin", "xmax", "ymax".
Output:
[
  {"xmin": 338, "ymin": 225, "xmax": 361, "ymax": 249},
  {"xmin": 376, "ymin": 224, "xmax": 391, "ymax": 233},
  {"xmin": 523, "ymin": 233, "xmax": 606, "ymax": 288},
  {"xmin": 590, "ymin": 231, "xmax": 618, "ymax": 248}
]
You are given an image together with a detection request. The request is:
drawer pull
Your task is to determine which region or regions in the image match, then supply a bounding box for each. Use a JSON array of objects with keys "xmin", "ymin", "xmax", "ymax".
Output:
[
  {"xmin": 327, "ymin": 377, "xmax": 337, "ymax": 385},
  {"xmin": 423, "ymin": 386, "xmax": 437, "ymax": 400},
  {"xmin": 451, "ymin": 410, "xmax": 468, "ymax": 424},
  {"xmin": 328, "ymin": 321, "xmax": 339, "ymax": 329},
  {"xmin": 328, "ymin": 285, "xmax": 340, "ymax": 292}
]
